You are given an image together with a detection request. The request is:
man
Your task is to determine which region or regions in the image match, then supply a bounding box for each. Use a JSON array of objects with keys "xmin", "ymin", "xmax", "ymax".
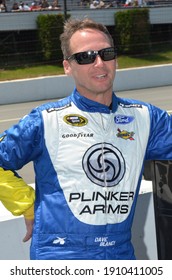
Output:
[{"xmin": 0, "ymin": 17, "xmax": 172, "ymax": 260}]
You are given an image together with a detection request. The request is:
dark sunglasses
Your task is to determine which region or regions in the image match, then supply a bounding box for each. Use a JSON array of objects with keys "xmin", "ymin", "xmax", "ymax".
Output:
[{"xmin": 66, "ymin": 47, "xmax": 117, "ymax": 65}]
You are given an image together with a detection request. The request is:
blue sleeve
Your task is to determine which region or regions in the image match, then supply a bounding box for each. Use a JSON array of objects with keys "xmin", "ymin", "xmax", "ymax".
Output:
[
  {"xmin": 146, "ymin": 104, "xmax": 172, "ymax": 160},
  {"xmin": 0, "ymin": 108, "xmax": 44, "ymax": 170}
]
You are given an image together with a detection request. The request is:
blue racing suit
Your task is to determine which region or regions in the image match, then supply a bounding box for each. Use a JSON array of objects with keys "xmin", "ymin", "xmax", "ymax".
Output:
[{"xmin": 0, "ymin": 88, "xmax": 172, "ymax": 260}]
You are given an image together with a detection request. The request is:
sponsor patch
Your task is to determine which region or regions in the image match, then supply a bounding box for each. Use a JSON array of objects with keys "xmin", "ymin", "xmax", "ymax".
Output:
[
  {"xmin": 119, "ymin": 102, "xmax": 142, "ymax": 108},
  {"xmin": 82, "ymin": 143, "xmax": 125, "ymax": 187},
  {"xmin": 63, "ymin": 114, "xmax": 88, "ymax": 127},
  {"xmin": 47, "ymin": 103, "xmax": 71, "ymax": 113},
  {"xmin": 116, "ymin": 128, "xmax": 135, "ymax": 140},
  {"xmin": 114, "ymin": 115, "xmax": 134, "ymax": 124},
  {"xmin": 62, "ymin": 132, "xmax": 93, "ymax": 139},
  {"xmin": 52, "ymin": 237, "xmax": 66, "ymax": 245}
]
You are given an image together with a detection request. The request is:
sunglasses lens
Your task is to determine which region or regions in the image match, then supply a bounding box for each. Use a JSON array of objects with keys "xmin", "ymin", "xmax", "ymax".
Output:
[
  {"xmin": 101, "ymin": 48, "xmax": 117, "ymax": 61},
  {"xmin": 70, "ymin": 48, "xmax": 117, "ymax": 65},
  {"xmin": 75, "ymin": 51, "xmax": 95, "ymax": 65}
]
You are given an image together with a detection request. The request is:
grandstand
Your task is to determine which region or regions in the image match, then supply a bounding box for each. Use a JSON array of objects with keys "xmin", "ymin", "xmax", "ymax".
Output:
[{"xmin": 3, "ymin": 0, "xmax": 172, "ymax": 13}]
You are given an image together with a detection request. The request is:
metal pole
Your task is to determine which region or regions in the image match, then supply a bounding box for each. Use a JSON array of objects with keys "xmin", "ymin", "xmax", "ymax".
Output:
[{"xmin": 64, "ymin": 0, "xmax": 67, "ymax": 21}]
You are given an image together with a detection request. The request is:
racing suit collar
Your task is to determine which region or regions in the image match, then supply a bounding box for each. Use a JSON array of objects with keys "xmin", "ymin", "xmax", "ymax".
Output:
[{"xmin": 71, "ymin": 88, "xmax": 118, "ymax": 114}]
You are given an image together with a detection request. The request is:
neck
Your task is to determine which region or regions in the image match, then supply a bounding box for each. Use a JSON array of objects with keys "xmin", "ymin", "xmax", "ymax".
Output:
[{"xmin": 77, "ymin": 89, "xmax": 113, "ymax": 107}]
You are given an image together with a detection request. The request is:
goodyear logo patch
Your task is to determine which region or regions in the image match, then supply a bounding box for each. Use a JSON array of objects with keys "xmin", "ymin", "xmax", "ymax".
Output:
[{"xmin": 63, "ymin": 114, "xmax": 88, "ymax": 127}]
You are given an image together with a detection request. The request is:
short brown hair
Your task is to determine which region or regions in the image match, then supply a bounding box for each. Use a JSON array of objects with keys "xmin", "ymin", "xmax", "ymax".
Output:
[{"xmin": 60, "ymin": 17, "xmax": 114, "ymax": 59}]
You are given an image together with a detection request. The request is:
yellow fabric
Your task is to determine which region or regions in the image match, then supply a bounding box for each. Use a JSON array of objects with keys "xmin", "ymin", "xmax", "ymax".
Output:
[
  {"xmin": 0, "ymin": 168, "xmax": 35, "ymax": 218},
  {"xmin": 23, "ymin": 204, "xmax": 34, "ymax": 219}
]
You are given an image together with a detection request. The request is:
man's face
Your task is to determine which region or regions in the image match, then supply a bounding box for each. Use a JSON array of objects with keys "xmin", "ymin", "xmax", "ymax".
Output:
[{"xmin": 63, "ymin": 28, "xmax": 117, "ymax": 101}]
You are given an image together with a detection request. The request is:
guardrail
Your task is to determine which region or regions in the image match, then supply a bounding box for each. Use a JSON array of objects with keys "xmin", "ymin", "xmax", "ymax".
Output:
[{"xmin": 0, "ymin": 64, "xmax": 172, "ymax": 105}]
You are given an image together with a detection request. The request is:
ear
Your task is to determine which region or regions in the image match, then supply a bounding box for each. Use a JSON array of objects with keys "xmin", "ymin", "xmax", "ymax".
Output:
[{"xmin": 63, "ymin": 60, "xmax": 72, "ymax": 76}]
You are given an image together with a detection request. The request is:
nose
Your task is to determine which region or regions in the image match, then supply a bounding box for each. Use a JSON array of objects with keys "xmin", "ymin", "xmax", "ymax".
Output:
[{"xmin": 94, "ymin": 55, "xmax": 104, "ymax": 67}]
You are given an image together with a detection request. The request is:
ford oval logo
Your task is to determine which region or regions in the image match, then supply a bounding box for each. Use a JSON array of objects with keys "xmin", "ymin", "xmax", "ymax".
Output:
[{"xmin": 114, "ymin": 115, "xmax": 134, "ymax": 124}]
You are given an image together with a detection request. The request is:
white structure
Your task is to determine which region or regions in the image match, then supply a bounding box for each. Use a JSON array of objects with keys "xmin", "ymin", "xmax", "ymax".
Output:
[{"xmin": 0, "ymin": 64, "xmax": 172, "ymax": 105}]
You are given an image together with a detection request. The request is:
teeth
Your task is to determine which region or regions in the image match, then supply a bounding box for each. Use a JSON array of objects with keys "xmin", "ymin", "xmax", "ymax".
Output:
[{"xmin": 97, "ymin": 74, "xmax": 106, "ymax": 78}]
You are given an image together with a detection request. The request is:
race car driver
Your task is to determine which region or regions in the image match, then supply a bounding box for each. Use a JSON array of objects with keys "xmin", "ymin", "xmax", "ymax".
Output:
[{"xmin": 0, "ymin": 17, "xmax": 172, "ymax": 259}]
